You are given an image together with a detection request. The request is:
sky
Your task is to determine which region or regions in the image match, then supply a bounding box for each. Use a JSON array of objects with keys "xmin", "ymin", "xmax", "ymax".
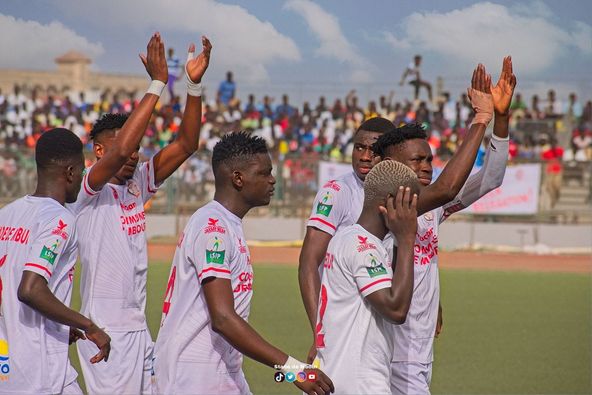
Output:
[{"xmin": 0, "ymin": 0, "xmax": 590, "ymax": 104}]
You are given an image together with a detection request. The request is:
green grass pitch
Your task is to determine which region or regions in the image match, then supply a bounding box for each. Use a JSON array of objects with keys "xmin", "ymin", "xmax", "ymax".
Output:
[{"xmin": 69, "ymin": 262, "xmax": 591, "ymax": 394}]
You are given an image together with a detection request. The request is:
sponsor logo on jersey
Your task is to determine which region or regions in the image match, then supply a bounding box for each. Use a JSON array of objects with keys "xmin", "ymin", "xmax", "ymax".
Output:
[
  {"xmin": 127, "ymin": 180, "xmax": 141, "ymax": 197},
  {"xmin": 0, "ymin": 339, "xmax": 10, "ymax": 381},
  {"xmin": 0, "ymin": 226, "xmax": 30, "ymax": 245},
  {"xmin": 237, "ymin": 237, "xmax": 247, "ymax": 254},
  {"xmin": 356, "ymin": 235, "xmax": 376, "ymax": 252},
  {"xmin": 365, "ymin": 252, "xmax": 387, "ymax": 277},
  {"xmin": 204, "ymin": 218, "xmax": 226, "ymax": 234},
  {"xmin": 39, "ymin": 240, "xmax": 60, "ymax": 265},
  {"xmin": 205, "ymin": 236, "xmax": 225, "ymax": 264},
  {"xmin": 322, "ymin": 180, "xmax": 341, "ymax": 192},
  {"xmin": 51, "ymin": 219, "xmax": 69, "ymax": 240},
  {"xmin": 315, "ymin": 191, "xmax": 333, "ymax": 216}
]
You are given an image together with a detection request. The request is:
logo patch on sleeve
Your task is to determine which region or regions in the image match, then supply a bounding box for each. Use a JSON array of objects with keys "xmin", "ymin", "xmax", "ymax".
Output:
[
  {"xmin": 365, "ymin": 252, "xmax": 387, "ymax": 278},
  {"xmin": 39, "ymin": 240, "xmax": 60, "ymax": 265},
  {"xmin": 315, "ymin": 191, "xmax": 334, "ymax": 216},
  {"xmin": 205, "ymin": 236, "xmax": 226, "ymax": 265}
]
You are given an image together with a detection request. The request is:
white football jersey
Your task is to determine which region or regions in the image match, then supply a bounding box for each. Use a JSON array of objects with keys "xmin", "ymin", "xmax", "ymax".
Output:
[
  {"xmin": 67, "ymin": 158, "xmax": 159, "ymax": 332},
  {"xmin": 307, "ymin": 171, "xmax": 364, "ymax": 236},
  {"xmin": 0, "ymin": 196, "xmax": 78, "ymax": 394},
  {"xmin": 316, "ymin": 224, "xmax": 394, "ymax": 394},
  {"xmin": 153, "ymin": 200, "xmax": 253, "ymax": 394}
]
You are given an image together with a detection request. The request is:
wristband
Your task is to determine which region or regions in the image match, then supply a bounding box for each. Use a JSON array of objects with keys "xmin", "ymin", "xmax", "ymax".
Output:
[
  {"xmin": 467, "ymin": 88, "xmax": 493, "ymax": 126},
  {"xmin": 185, "ymin": 48, "xmax": 203, "ymax": 97},
  {"xmin": 279, "ymin": 355, "xmax": 307, "ymax": 375},
  {"xmin": 146, "ymin": 80, "xmax": 166, "ymax": 97}
]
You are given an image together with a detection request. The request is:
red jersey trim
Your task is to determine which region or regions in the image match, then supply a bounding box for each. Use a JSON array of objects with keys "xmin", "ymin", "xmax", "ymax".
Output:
[
  {"xmin": 147, "ymin": 162, "xmax": 157, "ymax": 194},
  {"xmin": 197, "ymin": 267, "xmax": 231, "ymax": 279},
  {"xmin": 24, "ymin": 263, "xmax": 52, "ymax": 278},
  {"xmin": 83, "ymin": 174, "xmax": 98, "ymax": 196},
  {"xmin": 359, "ymin": 277, "xmax": 390, "ymax": 293},
  {"xmin": 309, "ymin": 217, "xmax": 337, "ymax": 231}
]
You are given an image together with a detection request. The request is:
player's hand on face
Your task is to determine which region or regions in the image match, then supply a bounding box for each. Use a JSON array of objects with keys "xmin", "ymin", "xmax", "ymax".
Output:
[
  {"xmin": 85, "ymin": 323, "xmax": 111, "ymax": 363},
  {"xmin": 380, "ymin": 187, "xmax": 418, "ymax": 242},
  {"xmin": 294, "ymin": 368, "xmax": 335, "ymax": 395},
  {"xmin": 68, "ymin": 327, "xmax": 86, "ymax": 345},
  {"xmin": 139, "ymin": 32, "xmax": 169, "ymax": 83},
  {"xmin": 491, "ymin": 56, "xmax": 517, "ymax": 115},
  {"xmin": 306, "ymin": 341, "xmax": 317, "ymax": 364},
  {"xmin": 186, "ymin": 36, "xmax": 212, "ymax": 83}
]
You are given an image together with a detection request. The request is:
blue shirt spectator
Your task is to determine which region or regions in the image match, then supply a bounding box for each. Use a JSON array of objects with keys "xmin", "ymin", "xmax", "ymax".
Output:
[{"xmin": 217, "ymin": 71, "xmax": 236, "ymax": 106}]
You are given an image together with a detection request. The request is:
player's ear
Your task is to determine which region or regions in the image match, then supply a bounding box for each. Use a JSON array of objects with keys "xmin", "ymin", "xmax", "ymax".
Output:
[
  {"xmin": 232, "ymin": 170, "xmax": 244, "ymax": 189},
  {"xmin": 65, "ymin": 164, "xmax": 75, "ymax": 183},
  {"xmin": 93, "ymin": 141, "xmax": 104, "ymax": 159}
]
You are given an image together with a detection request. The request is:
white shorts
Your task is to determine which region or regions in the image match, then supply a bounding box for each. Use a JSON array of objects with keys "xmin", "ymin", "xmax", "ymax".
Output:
[
  {"xmin": 390, "ymin": 361, "xmax": 432, "ymax": 395},
  {"xmin": 77, "ymin": 328, "xmax": 153, "ymax": 395},
  {"xmin": 58, "ymin": 364, "xmax": 83, "ymax": 395},
  {"xmin": 154, "ymin": 360, "xmax": 251, "ymax": 395}
]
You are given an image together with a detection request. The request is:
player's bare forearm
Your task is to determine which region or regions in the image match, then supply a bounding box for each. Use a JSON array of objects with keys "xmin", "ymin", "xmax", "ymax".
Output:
[
  {"xmin": 493, "ymin": 113, "xmax": 510, "ymax": 139},
  {"xmin": 18, "ymin": 272, "xmax": 92, "ymax": 331},
  {"xmin": 152, "ymin": 95, "xmax": 202, "ymax": 184},
  {"xmin": 417, "ymin": 122, "xmax": 486, "ymax": 214}
]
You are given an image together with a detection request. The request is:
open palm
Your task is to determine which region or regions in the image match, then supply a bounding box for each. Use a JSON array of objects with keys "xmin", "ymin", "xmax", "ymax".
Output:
[
  {"xmin": 186, "ymin": 36, "xmax": 212, "ymax": 83},
  {"xmin": 491, "ymin": 56, "xmax": 517, "ymax": 115}
]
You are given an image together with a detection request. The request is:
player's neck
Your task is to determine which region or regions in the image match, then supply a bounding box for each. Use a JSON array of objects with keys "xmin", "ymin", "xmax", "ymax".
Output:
[
  {"xmin": 357, "ymin": 209, "xmax": 388, "ymax": 240},
  {"xmin": 32, "ymin": 182, "xmax": 66, "ymax": 206},
  {"xmin": 213, "ymin": 193, "xmax": 250, "ymax": 219}
]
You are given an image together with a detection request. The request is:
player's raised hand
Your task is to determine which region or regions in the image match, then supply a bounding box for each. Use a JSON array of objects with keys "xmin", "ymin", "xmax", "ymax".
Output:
[
  {"xmin": 85, "ymin": 322, "xmax": 111, "ymax": 363},
  {"xmin": 295, "ymin": 368, "xmax": 335, "ymax": 395},
  {"xmin": 186, "ymin": 36, "xmax": 212, "ymax": 83},
  {"xmin": 467, "ymin": 63, "xmax": 494, "ymax": 125},
  {"xmin": 139, "ymin": 32, "xmax": 168, "ymax": 83},
  {"xmin": 69, "ymin": 327, "xmax": 86, "ymax": 345},
  {"xmin": 491, "ymin": 56, "xmax": 517, "ymax": 115},
  {"xmin": 380, "ymin": 187, "xmax": 418, "ymax": 243}
]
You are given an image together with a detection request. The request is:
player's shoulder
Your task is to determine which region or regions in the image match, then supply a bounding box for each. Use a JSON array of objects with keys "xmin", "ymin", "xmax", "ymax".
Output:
[{"xmin": 188, "ymin": 202, "xmax": 232, "ymax": 237}]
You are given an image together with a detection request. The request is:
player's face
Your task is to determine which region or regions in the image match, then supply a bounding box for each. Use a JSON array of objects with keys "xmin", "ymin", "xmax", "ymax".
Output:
[
  {"xmin": 66, "ymin": 154, "xmax": 85, "ymax": 203},
  {"xmin": 242, "ymin": 153, "xmax": 276, "ymax": 207},
  {"xmin": 385, "ymin": 138, "xmax": 433, "ymax": 187},
  {"xmin": 94, "ymin": 128, "xmax": 140, "ymax": 182},
  {"xmin": 352, "ymin": 130, "xmax": 381, "ymax": 181}
]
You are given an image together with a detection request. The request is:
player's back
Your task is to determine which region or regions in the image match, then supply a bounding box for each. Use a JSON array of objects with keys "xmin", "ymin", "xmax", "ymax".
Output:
[
  {"xmin": 0, "ymin": 196, "xmax": 78, "ymax": 394},
  {"xmin": 316, "ymin": 224, "xmax": 393, "ymax": 394},
  {"xmin": 154, "ymin": 200, "xmax": 253, "ymax": 394}
]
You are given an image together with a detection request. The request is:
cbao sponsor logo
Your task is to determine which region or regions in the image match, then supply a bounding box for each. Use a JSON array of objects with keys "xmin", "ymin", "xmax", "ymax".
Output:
[
  {"xmin": 315, "ymin": 191, "xmax": 333, "ymax": 216},
  {"xmin": 39, "ymin": 240, "xmax": 60, "ymax": 265},
  {"xmin": 205, "ymin": 236, "xmax": 225, "ymax": 265},
  {"xmin": 0, "ymin": 339, "xmax": 9, "ymax": 381},
  {"xmin": 365, "ymin": 252, "xmax": 387, "ymax": 278}
]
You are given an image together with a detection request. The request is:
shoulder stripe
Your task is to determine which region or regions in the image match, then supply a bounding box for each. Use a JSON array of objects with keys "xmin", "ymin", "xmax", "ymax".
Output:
[
  {"xmin": 83, "ymin": 174, "xmax": 98, "ymax": 196},
  {"xmin": 24, "ymin": 263, "xmax": 52, "ymax": 278},
  {"xmin": 359, "ymin": 277, "xmax": 390, "ymax": 293},
  {"xmin": 309, "ymin": 217, "xmax": 336, "ymax": 231}
]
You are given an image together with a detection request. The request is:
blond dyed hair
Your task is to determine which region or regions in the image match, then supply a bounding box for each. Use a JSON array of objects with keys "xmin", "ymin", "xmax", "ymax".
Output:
[{"xmin": 363, "ymin": 160, "xmax": 420, "ymax": 208}]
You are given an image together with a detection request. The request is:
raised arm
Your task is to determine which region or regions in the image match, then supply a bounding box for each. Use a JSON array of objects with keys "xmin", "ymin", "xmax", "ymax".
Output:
[
  {"xmin": 365, "ymin": 188, "xmax": 417, "ymax": 323},
  {"xmin": 152, "ymin": 36, "xmax": 212, "ymax": 184},
  {"xmin": 417, "ymin": 64, "xmax": 493, "ymax": 215},
  {"xmin": 203, "ymin": 277, "xmax": 334, "ymax": 395},
  {"xmin": 87, "ymin": 33, "xmax": 168, "ymax": 191}
]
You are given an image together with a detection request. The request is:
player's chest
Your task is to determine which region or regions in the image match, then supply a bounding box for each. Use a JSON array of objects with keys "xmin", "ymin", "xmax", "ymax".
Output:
[
  {"xmin": 414, "ymin": 213, "xmax": 440, "ymax": 267},
  {"xmin": 103, "ymin": 185, "xmax": 146, "ymax": 237}
]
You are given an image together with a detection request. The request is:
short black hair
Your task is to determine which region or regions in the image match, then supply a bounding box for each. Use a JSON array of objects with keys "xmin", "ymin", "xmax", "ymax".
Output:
[
  {"xmin": 35, "ymin": 128, "xmax": 83, "ymax": 170},
  {"xmin": 356, "ymin": 117, "xmax": 395, "ymax": 136},
  {"xmin": 372, "ymin": 123, "xmax": 427, "ymax": 157},
  {"xmin": 90, "ymin": 113, "xmax": 129, "ymax": 140},
  {"xmin": 212, "ymin": 131, "xmax": 268, "ymax": 174}
]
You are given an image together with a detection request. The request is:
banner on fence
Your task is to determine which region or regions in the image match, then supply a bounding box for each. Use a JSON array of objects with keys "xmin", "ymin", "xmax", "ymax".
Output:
[
  {"xmin": 464, "ymin": 163, "xmax": 541, "ymax": 215},
  {"xmin": 318, "ymin": 161, "xmax": 352, "ymax": 186}
]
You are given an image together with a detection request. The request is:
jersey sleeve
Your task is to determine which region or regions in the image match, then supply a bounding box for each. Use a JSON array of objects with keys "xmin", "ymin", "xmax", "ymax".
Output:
[
  {"xmin": 190, "ymin": 220, "xmax": 232, "ymax": 284},
  {"xmin": 23, "ymin": 213, "xmax": 76, "ymax": 282},
  {"xmin": 351, "ymin": 248, "xmax": 392, "ymax": 298},
  {"xmin": 306, "ymin": 180, "xmax": 347, "ymax": 236},
  {"xmin": 136, "ymin": 157, "xmax": 162, "ymax": 204},
  {"xmin": 67, "ymin": 167, "xmax": 99, "ymax": 214},
  {"xmin": 439, "ymin": 134, "xmax": 509, "ymax": 224}
]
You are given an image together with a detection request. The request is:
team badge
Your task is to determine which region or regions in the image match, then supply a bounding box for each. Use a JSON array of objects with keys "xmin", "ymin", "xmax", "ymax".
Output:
[
  {"xmin": 316, "ymin": 191, "xmax": 334, "ymax": 216},
  {"xmin": 365, "ymin": 252, "xmax": 387, "ymax": 278},
  {"xmin": 423, "ymin": 212, "xmax": 434, "ymax": 221},
  {"xmin": 205, "ymin": 236, "xmax": 225, "ymax": 265},
  {"xmin": 127, "ymin": 181, "xmax": 141, "ymax": 197}
]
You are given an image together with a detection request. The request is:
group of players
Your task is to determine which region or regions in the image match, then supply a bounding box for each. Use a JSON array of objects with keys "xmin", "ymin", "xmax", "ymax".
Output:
[{"xmin": 0, "ymin": 31, "xmax": 516, "ymax": 395}]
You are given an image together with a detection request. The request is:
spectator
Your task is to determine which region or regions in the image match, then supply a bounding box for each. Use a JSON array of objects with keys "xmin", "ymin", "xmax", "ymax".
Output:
[
  {"xmin": 166, "ymin": 47, "xmax": 182, "ymax": 101},
  {"xmin": 400, "ymin": 54, "xmax": 432, "ymax": 101},
  {"xmin": 217, "ymin": 71, "xmax": 236, "ymax": 107}
]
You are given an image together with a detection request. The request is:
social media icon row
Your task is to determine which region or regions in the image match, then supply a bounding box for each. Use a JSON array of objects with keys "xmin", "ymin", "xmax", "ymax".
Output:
[{"xmin": 274, "ymin": 371, "xmax": 317, "ymax": 383}]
